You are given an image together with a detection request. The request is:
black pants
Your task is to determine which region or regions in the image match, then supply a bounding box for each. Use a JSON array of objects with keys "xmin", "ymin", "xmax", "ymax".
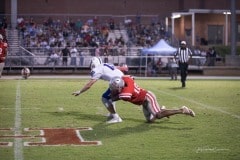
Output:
[{"xmin": 179, "ymin": 62, "xmax": 188, "ymax": 83}]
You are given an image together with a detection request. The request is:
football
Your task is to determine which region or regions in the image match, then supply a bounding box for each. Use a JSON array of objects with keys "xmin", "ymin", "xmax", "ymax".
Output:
[{"xmin": 21, "ymin": 67, "xmax": 31, "ymax": 79}]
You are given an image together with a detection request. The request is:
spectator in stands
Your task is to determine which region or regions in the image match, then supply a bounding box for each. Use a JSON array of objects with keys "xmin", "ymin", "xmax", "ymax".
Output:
[
  {"xmin": 206, "ymin": 48, "xmax": 211, "ymax": 66},
  {"xmin": 156, "ymin": 58, "xmax": 163, "ymax": 74},
  {"xmin": 136, "ymin": 13, "xmax": 141, "ymax": 24},
  {"xmin": 0, "ymin": 17, "xmax": 7, "ymax": 38},
  {"xmin": 209, "ymin": 47, "xmax": 217, "ymax": 66},
  {"xmin": 206, "ymin": 47, "xmax": 216, "ymax": 66},
  {"xmin": 167, "ymin": 57, "xmax": 178, "ymax": 80},
  {"xmin": 200, "ymin": 49, "xmax": 207, "ymax": 66},
  {"xmin": 61, "ymin": 45, "xmax": 70, "ymax": 66},
  {"xmin": 194, "ymin": 47, "xmax": 202, "ymax": 66},
  {"xmin": 79, "ymin": 51, "xmax": 84, "ymax": 66},
  {"xmin": 45, "ymin": 49, "xmax": 60, "ymax": 66},
  {"xmin": 109, "ymin": 18, "xmax": 115, "ymax": 31},
  {"xmin": 70, "ymin": 46, "xmax": 78, "ymax": 66},
  {"xmin": 103, "ymin": 45, "xmax": 109, "ymax": 63},
  {"xmin": 0, "ymin": 26, "xmax": 6, "ymax": 39},
  {"xmin": 0, "ymin": 16, "xmax": 7, "ymax": 29},
  {"xmin": 147, "ymin": 60, "xmax": 156, "ymax": 77},
  {"xmin": 75, "ymin": 19, "xmax": 83, "ymax": 32},
  {"xmin": 93, "ymin": 16, "xmax": 98, "ymax": 26},
  {"xmin": 17, "ymin": 17, "xmax": 26, "ymax": 37},
  {"xmin": 82, "ymin": 23, "xmax": 89, "ymax": 33},
  {"xmin": 69, "ymin": 18, "xmax": 76, "ymax": 31},
  {"xmin": 95, "ymin": 45, "xmax": 101, "ymax": 57}
]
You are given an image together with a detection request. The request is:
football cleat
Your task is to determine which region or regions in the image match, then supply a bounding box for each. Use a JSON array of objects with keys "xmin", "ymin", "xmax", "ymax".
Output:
[
  {"xmin": 106, "ymin": 117, "xmax": 123, "ymax": 124},
  {"xmin": 181, "ymin": 106, "xmax": 195, "ymax": 117}
]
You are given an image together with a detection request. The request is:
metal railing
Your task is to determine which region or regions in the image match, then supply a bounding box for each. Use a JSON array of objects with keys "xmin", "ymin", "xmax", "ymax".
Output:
[{"xmin": 5, "ymin": 54, "xmax": 209, "ymax": 68}]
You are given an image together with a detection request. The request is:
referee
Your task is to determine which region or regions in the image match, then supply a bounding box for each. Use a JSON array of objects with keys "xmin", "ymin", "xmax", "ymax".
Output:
[{"xmin": 174, "ymin": 41, "xmax": 192, "ymax": 87}]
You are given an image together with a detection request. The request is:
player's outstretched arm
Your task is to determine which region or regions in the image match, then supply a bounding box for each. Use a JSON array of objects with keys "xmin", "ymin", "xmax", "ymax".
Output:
[{"xmin": 72, "ymin": 79, "xmax": 97, "ymax": 96}]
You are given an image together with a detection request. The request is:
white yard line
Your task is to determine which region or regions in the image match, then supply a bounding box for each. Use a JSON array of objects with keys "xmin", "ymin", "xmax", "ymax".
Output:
[
  {"xmin": 157, "ymin": 90, "xmax": 240, "ymax": 119},
  {"xmin": 14, "ymin": 81, "xmax": 24, "ymax": 160},
  {"xmin": 1, "ymin": 107, "xmax": 40, "ymax": 110}
]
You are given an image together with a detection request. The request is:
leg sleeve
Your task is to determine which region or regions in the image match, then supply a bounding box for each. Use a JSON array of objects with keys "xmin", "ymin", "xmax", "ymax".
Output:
[{"xmin": 102, "ymin": 88, "xmax": 116, "ymax": 109}]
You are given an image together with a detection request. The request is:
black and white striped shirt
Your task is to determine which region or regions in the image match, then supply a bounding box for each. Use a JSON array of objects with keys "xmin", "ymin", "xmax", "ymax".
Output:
[{"xmin": 175, "ymin": 47, "xmax": 192, "ymax": 63}]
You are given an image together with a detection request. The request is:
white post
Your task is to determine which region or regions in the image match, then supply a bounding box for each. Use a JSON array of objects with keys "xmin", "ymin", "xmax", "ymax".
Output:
[
  {"xmin": 191, "ymin": 13, "xmax": 195, "ymax": 46},
  {"xmin": 171, "ymin": 17, "xmax": 175, "ymax": 42},
  {"xmin": 225, "ymin": 14, "xmax": 228, "ymax": 46},
  {"xmin": 165, "ymin": 17, "xmax": 168, "ymax": 32},
  {"xmin": 11, "ymin": 0, "xmax": 17, "ymax": 29}
]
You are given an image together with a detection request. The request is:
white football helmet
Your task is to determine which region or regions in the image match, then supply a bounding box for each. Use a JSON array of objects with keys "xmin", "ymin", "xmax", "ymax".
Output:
[
  {"xmin": 90, "ymin": 57, "xmax": 103, "ymax": 69},
  {"xmin": 109, "ymin": 76, "xmax": 125, "ymax": 92},
  {"xmin": 21, "ymin": 67, "xmax": 30, "ymax": 79}
]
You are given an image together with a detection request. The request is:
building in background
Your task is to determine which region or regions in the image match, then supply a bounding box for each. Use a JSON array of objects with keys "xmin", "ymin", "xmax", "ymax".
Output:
[{"xmin": 0, "ymin": 0, "xmax": 239, "ymax": 47}]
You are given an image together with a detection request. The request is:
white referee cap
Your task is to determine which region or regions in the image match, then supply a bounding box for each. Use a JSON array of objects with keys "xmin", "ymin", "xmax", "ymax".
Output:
[{"xmin": 181, "ymin": 41, "xmax": 186, "ymax": 45}]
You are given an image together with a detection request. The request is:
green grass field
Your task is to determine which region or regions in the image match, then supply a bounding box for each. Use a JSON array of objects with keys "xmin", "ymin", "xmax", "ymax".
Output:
[{"xmin": 0, "ymin": 77, "xmax": 240, "ymax": 160}]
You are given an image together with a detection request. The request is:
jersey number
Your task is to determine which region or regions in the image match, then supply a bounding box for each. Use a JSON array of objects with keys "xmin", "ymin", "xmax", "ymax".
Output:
[{"xmin": 104, "ymin": 63, "xmax": 115, "ymax": 70}]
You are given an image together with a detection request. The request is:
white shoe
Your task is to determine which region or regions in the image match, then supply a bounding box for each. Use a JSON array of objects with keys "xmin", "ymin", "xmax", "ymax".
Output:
[
  {"xmin": 106, "ymin": 117, "xmax": 123, "ymax": 124},
  {"xmin": 188, "ymin": 108, "xmax": 195, "ymax": 117},
  {"xmin": 181, "ymin": 106, "xmax": 195, "ymax": 117}
]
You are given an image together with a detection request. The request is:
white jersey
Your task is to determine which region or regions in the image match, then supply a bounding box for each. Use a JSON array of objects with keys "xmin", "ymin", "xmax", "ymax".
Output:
[{"xmin": 91, "ymin": 63, "xmax": 124, "ymax": 81}]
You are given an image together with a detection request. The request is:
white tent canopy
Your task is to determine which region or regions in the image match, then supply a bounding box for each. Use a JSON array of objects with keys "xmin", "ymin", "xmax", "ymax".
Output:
[
  {"xmin": 140, "ymin": 39, "xmax": 177, "ymax": 76},
  {"xmin": 142, "ymin": 39, "xmax": 177, "ymax": 55}
]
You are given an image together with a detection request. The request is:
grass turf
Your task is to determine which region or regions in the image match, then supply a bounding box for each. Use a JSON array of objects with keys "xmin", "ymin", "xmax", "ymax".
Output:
[{"xmin": 0, "ymin": 78, "xmax": 239, "ymax": 160}]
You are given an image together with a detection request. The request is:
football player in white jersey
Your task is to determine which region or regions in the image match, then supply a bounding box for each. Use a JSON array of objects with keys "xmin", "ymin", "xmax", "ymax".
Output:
[{"xmin": 72, "ymin": 57, "xmax": 124, "ymax": 123}]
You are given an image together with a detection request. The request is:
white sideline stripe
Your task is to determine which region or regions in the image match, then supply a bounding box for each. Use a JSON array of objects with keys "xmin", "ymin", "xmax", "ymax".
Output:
[
  {"xmin": 157, "ymin": 90, "xmax": 240, "ymax": 119},
  {"xmin": 1, "ymin": 107, "xmax": 40, "ymax": 110},
  {"xmin": 14, "ymin": 81, "xmax": 24, "ymax": 160}
]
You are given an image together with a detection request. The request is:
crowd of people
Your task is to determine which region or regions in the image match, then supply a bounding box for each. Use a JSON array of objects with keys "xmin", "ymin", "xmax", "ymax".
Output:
[
  {"xmin": 15, "ymin": 16, "xmax": 169, "ymax": 57},
  {"xmin": 1, "ymin": 16, "xmax": 219, "ymax": 80},
  {"xmin": 125, "ymin": 20, "xmax": 170, "ymax": 47}
]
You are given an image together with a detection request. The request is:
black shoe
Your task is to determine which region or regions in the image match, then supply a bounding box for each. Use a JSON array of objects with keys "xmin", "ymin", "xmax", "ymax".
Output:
[{"xmin": 182, "ymin": 82, "xmax": 186, "ymax": 88}]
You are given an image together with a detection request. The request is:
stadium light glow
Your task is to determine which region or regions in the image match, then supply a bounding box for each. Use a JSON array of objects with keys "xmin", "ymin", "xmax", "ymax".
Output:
[
  {"xmin": 171, "ymin": 14, "xmax": 181, "ymax": 19},
  {"xmin": 223, "ymin": 11, "xmax": 231, "ymax": 15}
]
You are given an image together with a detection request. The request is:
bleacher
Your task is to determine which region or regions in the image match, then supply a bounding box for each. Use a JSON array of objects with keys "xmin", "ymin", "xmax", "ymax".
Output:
[{"xmin": 2, "ymin": 16, "xmax": 207, "ymax": 76}]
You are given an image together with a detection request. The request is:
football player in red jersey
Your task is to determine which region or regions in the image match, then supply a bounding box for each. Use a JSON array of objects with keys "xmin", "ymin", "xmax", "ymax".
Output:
[
  {"xmin": 0, "ymin": 34, "xmax": 8, "ymax": 78},
  {"xmin": 109, "ymin": 76, "xmax": 195, "ymax": 123}
]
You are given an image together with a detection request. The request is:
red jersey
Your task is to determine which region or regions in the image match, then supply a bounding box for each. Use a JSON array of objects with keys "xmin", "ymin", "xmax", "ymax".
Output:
[
  {"xmin": 0, "ymin": 41, "xmax": 8, "ymax": 63},
  {"xmin": 119, "ymin": 76, "xmax": 147, "ymax": 105}
]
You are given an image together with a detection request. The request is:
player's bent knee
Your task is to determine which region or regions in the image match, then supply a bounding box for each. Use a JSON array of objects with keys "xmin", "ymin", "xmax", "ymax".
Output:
[{"xmin": 101, "ymin": 97, "xmax": 113, "ymax": 108}]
